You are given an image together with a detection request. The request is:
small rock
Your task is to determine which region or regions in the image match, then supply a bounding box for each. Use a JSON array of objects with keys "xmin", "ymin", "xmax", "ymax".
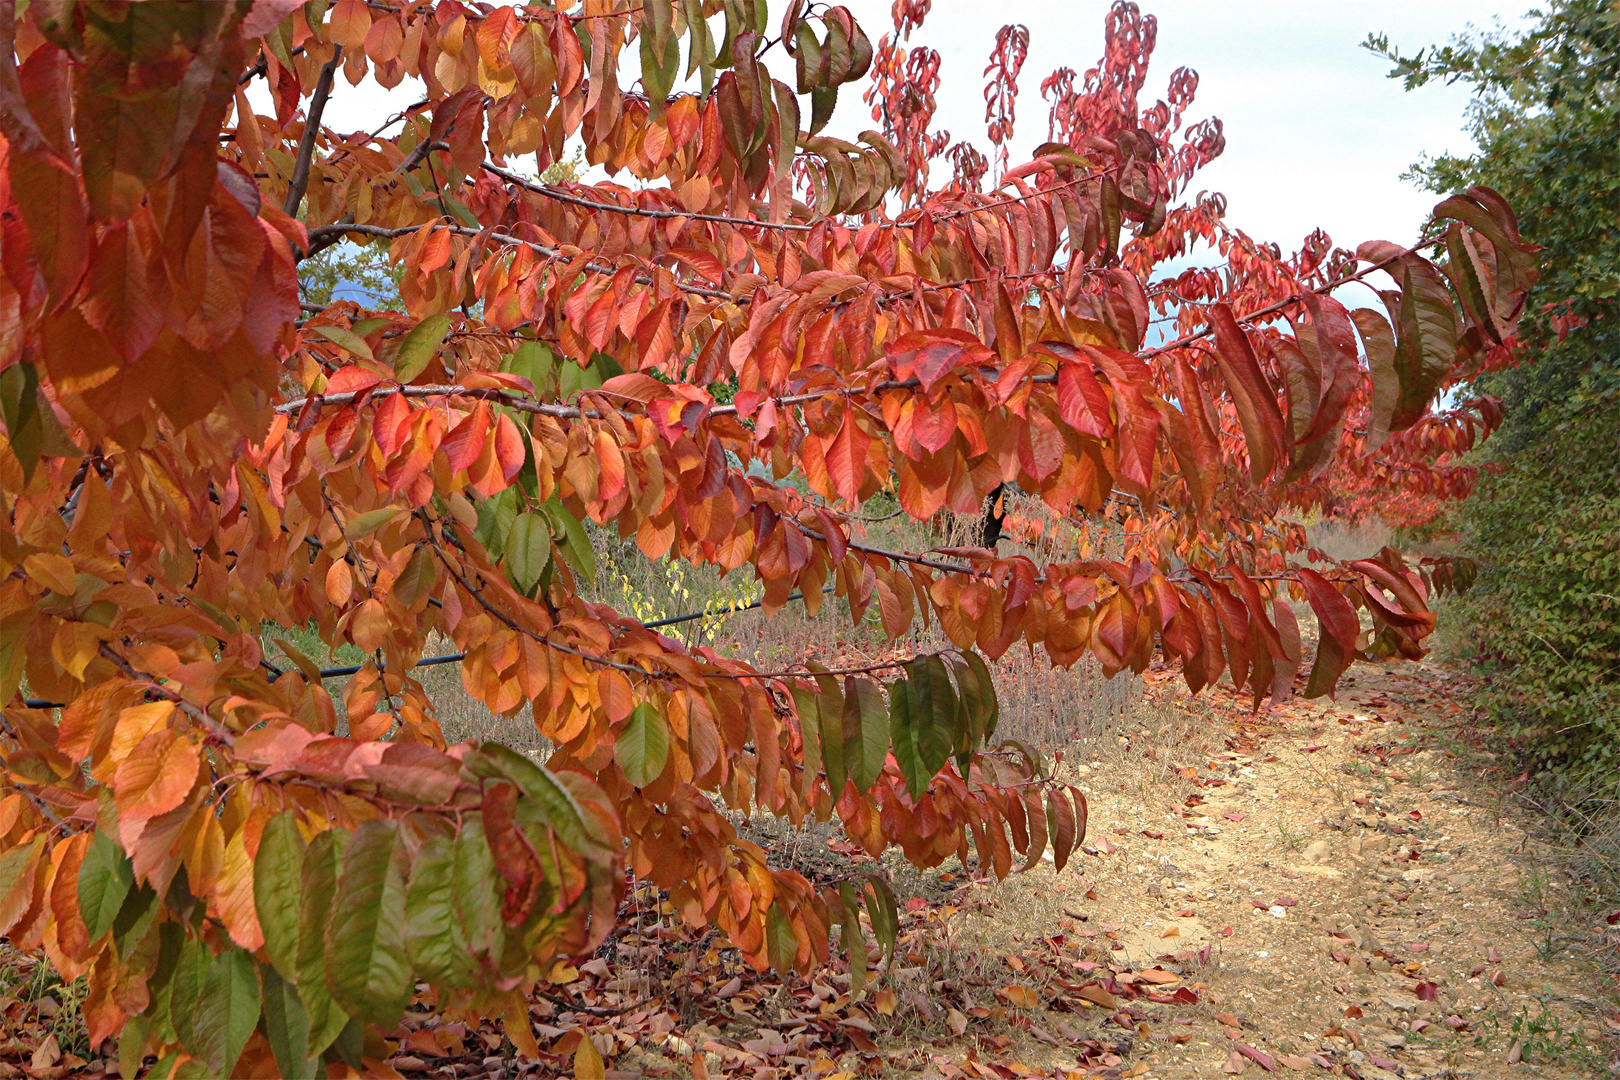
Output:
[
  {"xmin": 1268, "ymin": 905, "xmax": 1288, "ymax": 919},
  {"xmin": 1303, "ymin": 839, "xmax": 1330, "ymax": 864}
]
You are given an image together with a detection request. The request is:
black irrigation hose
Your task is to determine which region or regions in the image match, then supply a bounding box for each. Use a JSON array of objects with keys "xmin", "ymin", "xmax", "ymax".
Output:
[{"xmin": 17, "ymin": 584, "xmax": 838, "ymax": 710}]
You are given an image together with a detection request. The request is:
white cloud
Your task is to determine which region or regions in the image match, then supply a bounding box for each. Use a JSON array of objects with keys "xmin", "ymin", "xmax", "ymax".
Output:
[{"xmin": 819, "ymin": 1, "xmax": 1528, "ymax": 250}]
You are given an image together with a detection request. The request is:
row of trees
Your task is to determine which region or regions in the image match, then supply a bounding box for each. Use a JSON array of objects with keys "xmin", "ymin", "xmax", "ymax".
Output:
[{"xmin": 0, "ymin": 1, "xmax": 1536, "ymax": 1074}]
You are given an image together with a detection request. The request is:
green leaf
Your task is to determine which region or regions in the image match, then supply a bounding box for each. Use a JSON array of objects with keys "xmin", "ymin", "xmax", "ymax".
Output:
[
  {"xmin": 345, "ymin": 507, "xmax": 400, "ymax": 540},
  {"xmin": 393, "ymin": 313, "xmax": 453, "ymax": 383},
  {"xmin": 255, "ymin": 812, "xmax": 306, "ymax": 982},
  {"xmin": 541, "ymin": 497, "xmax": 596, "ymax": 585},
  {"xmin": 77, "ymin": 829, "xmax": 133, "ymax": 942},
  {"xmin": 836, "ymin": 881, "xmax": 865, "ymax": 995},
  {"xmin": 842, "ymin": 677, "xmax": 889, "ymax": 793},
  {"xmin": 0, "ymin": 362, "xmax": 42, "ymax": 481},
  {"xmin": 296, "ymin": 830, "xmax": 351, "ymax": 1056},
  {"xmin": 324, "ymin": 819, "xmax": 412, "ymax": 1027},
  {"xmin": 0, "ymin": 361, "xmax": 76, "ymax": 482},
  {"xmin": 441, "ymin": 195, "xmax": 481, "ymax": 229},
  {"xmin": 117, "ymin": 1013, "xmax": 151, "ymax": 1080},
  {"xmin": 473, "ymin": 487, "xmax": 519, "ymax": 561},
  {"xmin": 452, "ymin": 818, "xmax": 505, "ymax": 968},
  {"xmin": 765, "ymin": 901, "xmax": 797, "ymax": 976},
  {"xmin": 615, "ymin": 702, "xmax": 670, "ymax": 789},
  {"xmin": 348, "ymin": 317, "xmax": 390, "ymax": 339},
  {"xmin": 641, "ymin": 2, "xmax": 681, "ymax": 117},
  {"xmin": 460, "ymin": 743, "xmax": 602, "ymax": 857},
  {"xmin": 503, "ymin": 340, "xmax": 558, "ymax": 398},
  {"xmin": 887, "ymin": 678, "xmax": 924, "ymax": 799},
  {"xmin": 193, "ymin": 948, "xmax": 260, "ymax": 1077},
  {"xmin": 503, "ymin": 511, "xmax": 552, "ymax": 595},
  {"xmin": 111, "ymin": 882, "xmax": 159, "ymax": 962},
  {"xmin": 142, "ymin": 921, "xmax": 185, "ymax": 1040},
  {"xmin": 896, "ymin": 655, "xmax": 959, "ymax": 796},
  {"xmin": 809, "ymin": 85, "xmax": 837, "ymax": 135},
  {"xmin": 557, "ymin": 356, "xmax": 605, "ymax": 399},
  {"xmin": 404, "ymin": 835, "xmax": 477, "ymax": 988},
  {"xmin": 327, "ymin": 1017, "xmax": 366, "ymax": 1068},
  {"xmin": 309, "ymin": 324, "xmax": 376, "ymax": 362},
  {"xmin": 789, "ymin": 685, "xmax": 822, "ymax": 782},
  {"xmin": 962, "ymin": 650, "xmax": 998, "ymax": 741},
  {"xmin": 864, "ymin": 873, "xmax": 899, "ymax": 965},
  {"xmin": 810, "ymin": 666, "xmax": 846, "ymax": 796},
  {"xmin": 169, "ymin": 934, "xmax": 209, "ymax": 1056},
  {"xmin": 260, "ymin": 962, "xmax": 319, "ymax": 1080}
]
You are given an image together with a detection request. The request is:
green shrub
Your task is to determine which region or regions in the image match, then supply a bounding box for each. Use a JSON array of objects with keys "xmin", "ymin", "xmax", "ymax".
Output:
[{"xmin": 1460, "ymin": 408, "xmax": 1620, "ymax": 795}]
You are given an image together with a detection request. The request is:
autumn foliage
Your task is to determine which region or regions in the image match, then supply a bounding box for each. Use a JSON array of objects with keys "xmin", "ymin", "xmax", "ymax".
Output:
[{"xmin": 0, "ymin": 0, "xmax": 1539, "ymax": 1074}]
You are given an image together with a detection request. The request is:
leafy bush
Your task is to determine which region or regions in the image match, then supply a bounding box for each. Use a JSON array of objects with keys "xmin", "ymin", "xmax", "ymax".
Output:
[
  {"xmin": 1374, "ymin": 0, "xmax": 1620, "ymax": 787},
  {"xmin": 1460, "ymin": 413, "xmax": 1620, "ymax": 793}
]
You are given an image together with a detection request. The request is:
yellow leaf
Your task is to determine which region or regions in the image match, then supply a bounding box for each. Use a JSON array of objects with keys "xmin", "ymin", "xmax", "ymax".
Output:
[
  {"xmin": 573, "ymin": 1031, "xmax": 605, "ymax": 1080},
  {"xmin": 873, "ymin": 987, "xmax": 896, "ymax": 1016},
  {"xmin": 1160, "ymin": 924, "xmax": 1181, "ymax": 938},
  {"xmin": 23, "ymin": 553, "xmax": 76, "ymax": 595},
  {"xmin": 180, "ymin": 805, "xmax": 224, "ymax": 898},
  {"xmin": 547, "ymin": 961, "xmax": 580, "ymax": 985},
  {"xmin": 502, "ymin": 992, "xmax": 540, "ymax": 1059},
  {"xmin": 216, "ymin": 824, "xmax": 264, "ymax": 952},
  {"xmin": 50, "ymin": 621, "xmax": 106, "ymax": 681}
]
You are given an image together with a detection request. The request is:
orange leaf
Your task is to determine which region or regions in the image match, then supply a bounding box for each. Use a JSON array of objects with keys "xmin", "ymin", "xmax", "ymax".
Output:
[
  {"xmin": 328, "ymin": 0, "xmax": 373, "ymax": 50},
  {"xmin": 326, "ymin": 559, "xmax": 355, "ymax": 606},
  {"xmin": 113, "ymin": 731, "xmax": 198, "ymax": 824}
]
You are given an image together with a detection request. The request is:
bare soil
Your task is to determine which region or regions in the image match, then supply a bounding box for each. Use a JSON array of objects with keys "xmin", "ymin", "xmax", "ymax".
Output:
[{"xmin": 934, "ymin": 657, "xmax": 1614, "ymax": 1079}]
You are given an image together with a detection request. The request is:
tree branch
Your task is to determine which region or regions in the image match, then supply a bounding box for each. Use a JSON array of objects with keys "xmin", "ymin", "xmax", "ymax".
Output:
[{"xmin": 283, "ymin": 45, "xmax": 344, "ymax": 219}]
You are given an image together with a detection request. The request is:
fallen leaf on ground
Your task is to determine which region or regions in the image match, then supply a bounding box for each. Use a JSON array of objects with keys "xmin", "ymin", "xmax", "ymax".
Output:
[{"xmin": 29, "ymin": 1036, "xmax": 59, "ymax": 1071}]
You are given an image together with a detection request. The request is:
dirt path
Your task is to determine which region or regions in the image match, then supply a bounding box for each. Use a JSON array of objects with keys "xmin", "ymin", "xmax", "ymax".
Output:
[{"xmin": 945, "ymin": 658, "xmax": 1612, "ymax": 1079}]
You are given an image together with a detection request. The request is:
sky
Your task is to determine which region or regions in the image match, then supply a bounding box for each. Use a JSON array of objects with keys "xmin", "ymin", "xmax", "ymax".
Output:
[{"xmin": 288, "ymin": 1, "xmax": 1530, "ymax": 262}]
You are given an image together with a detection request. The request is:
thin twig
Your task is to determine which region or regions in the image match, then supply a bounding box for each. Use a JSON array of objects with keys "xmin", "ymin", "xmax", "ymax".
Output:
[
  {"xmin": 419, "ymin": 514, "xmax": 657, "ymax": 679},
  {"xmin": 299, "ymin": 220, "xmax": 737, "ymax": 300},
  {"xmin": 283, "ymin": 45, "xmax": 344, "ymax": 218}
]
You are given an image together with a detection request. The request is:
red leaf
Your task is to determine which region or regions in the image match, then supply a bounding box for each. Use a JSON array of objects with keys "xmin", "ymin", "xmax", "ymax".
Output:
[
  {"xmin": 441, "ymin": 403, "xmax": 490, "ymax": 473},
  {"xmin": 1208, "ymin": 303, "xmax": 1288, "ymax": 483},
  {"xmin": 1299, "ymin": 568, "xmax": 1359, "ymax": 698},
  {"xmin": 825, "ymin": 409, "xmax": 870, "ymax": 504},
  {"xmin": 886, "ymin": 328, "xmax": 991, "ymax": 393},
  {"xmin": 493, "ymin": 413, "xmax": 525, "ymax": 483}
]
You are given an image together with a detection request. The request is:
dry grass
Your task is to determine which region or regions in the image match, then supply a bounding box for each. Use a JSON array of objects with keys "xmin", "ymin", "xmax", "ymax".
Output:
[{"xmin": 1300, "ymin": 516, "xmax": 1394, "ymax": 565}]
